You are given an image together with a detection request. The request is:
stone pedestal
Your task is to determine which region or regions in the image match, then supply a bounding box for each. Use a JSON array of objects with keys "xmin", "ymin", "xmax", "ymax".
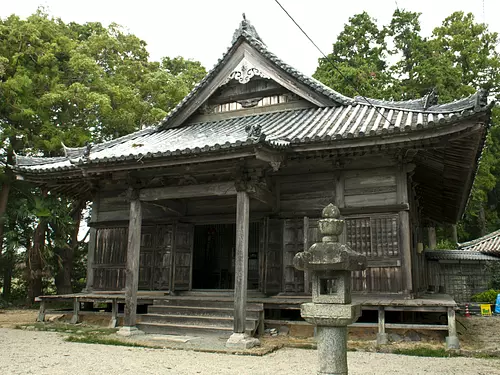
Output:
[
  {"xmin": 225, "ymin": 333, "xmax": 260, "ymax": 349},
  {"xmin": 294, "ymin": 204, "xmax": 367, "ymax": 375},
  {"xmin": 376, "ymin": 333, "xmax": 389, "ymax": 345},
  {"xmin": 317, "ymin": 326, "xmax": 348, "ymax": 375},
  {"xmin": 117, "ymin": 326, "xmax": 144, "ymax": 337}
]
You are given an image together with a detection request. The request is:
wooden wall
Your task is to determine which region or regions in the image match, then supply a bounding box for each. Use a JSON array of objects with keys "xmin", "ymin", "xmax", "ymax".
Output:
[
  {"xmin": 88, "ymin": 164, "xmax": 415, "ymax": 296},
  {"xmin": 91, "ymin": 224, "xmax": 176, "ymax": 291},
  {"xmin": 343, "ymin": 169, "xmax": 397, "ymax": 208}
]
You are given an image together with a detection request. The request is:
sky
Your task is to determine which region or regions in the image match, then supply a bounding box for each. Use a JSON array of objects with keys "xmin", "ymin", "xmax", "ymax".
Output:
[{"xmin": 0, "ymin": 0, "xmax": 498, "ymax": 76}]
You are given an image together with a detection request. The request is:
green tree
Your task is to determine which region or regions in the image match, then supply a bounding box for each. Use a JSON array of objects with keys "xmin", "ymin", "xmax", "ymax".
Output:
[
  {"xmin": 0, "ymin": 10, "xmax": 206, "ymax": 301},
  {"xmin": 315, "ymin": 9, "xmax": 500, "ymax": 241},
  {"xmin": 313, "ymin": 12, "xmax": 394, "ymax": 99}
]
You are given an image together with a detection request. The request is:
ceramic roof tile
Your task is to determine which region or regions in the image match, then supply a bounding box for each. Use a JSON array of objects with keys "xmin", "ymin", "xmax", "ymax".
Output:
[
  {"xmin": 15, "ymin": 101, "xmax": 492, "ymax": 174},
  {"xmin": 425, "ymin": 250, "xmax": 500, "ymax": 261},
  {"xmin": 459, "ymin": 229, "xmax": 500, "ymax": 257}
]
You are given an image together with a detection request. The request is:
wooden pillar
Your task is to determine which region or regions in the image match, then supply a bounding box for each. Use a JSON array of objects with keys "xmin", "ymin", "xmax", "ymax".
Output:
[
  {"xmin": 70, "ymin": 297, "xmax": 80, "ymax": 324},
  {"xmin": 335, "ymin": 172, "xmax": 346, "ymax": 244},
  {"xmin": 233, "ymin": 190, "xmax": 250, "ymax": 334},
  {"xmin": 428, "ymin": 227, "xmax": 437, "ymax": 250},
  {"xmin": 397, "ymin": 166, "xmax": 413, "ymax": 297},
  {"xmin": 122, "ymin": 193, "xmax": 142, "ymax": 330},
  {"xmin": 85, "ymin": 228, "xmax": 97, "ymax": 292},
  {"xmin": 109, "ymin": 299, "xmax": 118, "ymax": 328},
  {"xmin": 451, "ymin": 224, "xmax": 458, "ymax": 246},
  {"xmin": 37, "ymin": 300, "xmax": 46, "ymax": 322},
  {"xmin": 303, "ymin": 216, "xmax": 310, "ymax": 295},
  {"xmin": 85, "ymin": 196, "xmax": 99, "ymax": 292},
  {"xmin": 376, "ymin": 306, "xmax": 388, "ymax": 345}
]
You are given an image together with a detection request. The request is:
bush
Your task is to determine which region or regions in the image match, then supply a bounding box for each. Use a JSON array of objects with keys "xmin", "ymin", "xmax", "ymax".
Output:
[{"xmin": 471, "ymin": 289, "xmax": 500, "ymax": 304}]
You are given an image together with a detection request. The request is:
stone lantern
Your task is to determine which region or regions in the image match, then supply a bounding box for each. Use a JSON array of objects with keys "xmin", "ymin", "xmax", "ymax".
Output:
[{"xmin": 294, "ymin": 203, "xmax": 367, "ymax": 375}]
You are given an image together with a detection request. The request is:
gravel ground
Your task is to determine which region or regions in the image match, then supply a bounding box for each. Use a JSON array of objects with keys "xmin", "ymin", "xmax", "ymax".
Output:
[{"xmin": 1, "ymin": 328, "xmax": 500, "ymax": 375}]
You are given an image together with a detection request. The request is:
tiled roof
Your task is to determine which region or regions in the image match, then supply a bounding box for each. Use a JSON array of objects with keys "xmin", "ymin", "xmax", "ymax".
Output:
[
  {"xmin": 14, "ymin": 101, "xmax": 492, "ymax": 174},
  {"xmin": 12, "ymin": 17, "xmax": 494, "ymax": 176},
  {"xmin": 425, "ymin": 250, "xmax": 500, "ymax": 261},
  {"xmin": 159, "ymin": 18, "xmax": 354, "ymax": 128},
  {"xmin": 459, "ymin": 229, "xmax": 500, "ymax": 257}
]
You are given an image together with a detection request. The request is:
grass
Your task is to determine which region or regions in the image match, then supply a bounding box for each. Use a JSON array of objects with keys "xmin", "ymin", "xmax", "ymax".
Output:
[
  {"xmin": 392, "ymin": 346, "xmax": 461, "ymax": 358},
  {"xmin": 15, "ymin": 322, "xmax": 117, "ymax": 335},
  {"xmin": 65, "ymin": 335, "xmax": 160, "ymax": 348}
]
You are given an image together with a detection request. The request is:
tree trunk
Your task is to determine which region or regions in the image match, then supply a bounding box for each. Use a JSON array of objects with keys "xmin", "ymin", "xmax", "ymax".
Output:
[
  {"xmin": 478, "ymin": 205, "xmax": 487, "ymax": 237},
  {"xmin": 27, "ymin": 218, "xmax": 46, "ymax": 304},
  {"xmin": 54, "ymin": 201, "xmax": 84, "ymax": 295},
  {"xmin": 2, "ymin": 249, "xmax": 13, "ymax": 299},
  {"xmin": 0, "ymin": 148, "xmax": 14, "ymax": 257}
]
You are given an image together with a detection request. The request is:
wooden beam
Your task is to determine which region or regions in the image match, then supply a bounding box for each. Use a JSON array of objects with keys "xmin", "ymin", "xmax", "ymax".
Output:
[
  {"xmin": 233, "ymin": 191, "xmax": 250, "ymax": 334},
  {"xmin": 143, "ymin": 199, "xmax": 186, "ymax": 216},
  {"xmin": 247, "ymin": 184, "xmax": 275, "ymax": 209},
  {"xmin": 140, "ymin": 182, "xmax": 236, "ymax": 201},
  {"xmin": 123, "ymin": 194, "xmax": 142, "ymax": 328},
  {"xmin": 254, "ymin": 148, "xmax": 285, "ymax": 171}
]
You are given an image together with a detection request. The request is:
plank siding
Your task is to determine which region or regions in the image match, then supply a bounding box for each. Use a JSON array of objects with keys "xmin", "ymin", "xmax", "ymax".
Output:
[
  {"xmin": 263, "ymin": 218, "xmax": 283, "ymax": 295},
  {"xmin": 92, "ymin": 225, "xmax": 174, "ymax": 291},
  {"xmin": 93, "ymin": 227, "xmax": 128, "ymax": 290},
  {"xmin": 278, "ymin": 175, "xmax": 335, "ymax": 216},
  {"xmin": 344, "ymin": 169, "xmax": 397, "ymax": 208},
  {"xmin": 345, "ymin": 214, "xmax": 403, "ymax": 293},
  {"xmin": 283, "ymin": 219, "xmax": 305, "ymax": 293}
]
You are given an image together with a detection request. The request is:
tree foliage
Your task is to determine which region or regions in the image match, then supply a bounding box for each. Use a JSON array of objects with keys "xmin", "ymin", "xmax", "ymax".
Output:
[
  {"xmin": 314, "ymin": 10, "xmax": 500, "ymax": 241},
  {"xmin": 0, "ymin": 9, "xmax": 206, "ymax": 301}
]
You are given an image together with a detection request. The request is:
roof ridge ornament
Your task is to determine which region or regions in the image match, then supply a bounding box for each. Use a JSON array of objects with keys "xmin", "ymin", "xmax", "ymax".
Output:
[
  {"xmin": 232, "ymin": 14, "xmax": 265, "ymax": 46},
  {"xmin": 245, "ymin": 123, "xmax": 266, "ymax": 142},
  {"xmin": 423, "ymin": 88, "xmax": 438, "ymax": 109},
  {"xmin": 222, "ymin": 58, "xmax": 270, "ymax": 85}
]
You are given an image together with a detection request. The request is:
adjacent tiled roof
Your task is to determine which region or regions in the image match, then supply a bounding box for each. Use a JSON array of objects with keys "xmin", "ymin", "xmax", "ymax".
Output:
[
  {"xmin": 355, "ymin": 89, "xmax": 488, "ymax": 113},
  {"xmin": 425, "ymin": 250, "xmax": 500, "ymax": 261},
  {"xmin": 14, "ymin": 100, "xmax": 492, "ymax": 174},
  {"xmin": 459, "ymin": 229, "xmax": 500, "ymax": 257}
]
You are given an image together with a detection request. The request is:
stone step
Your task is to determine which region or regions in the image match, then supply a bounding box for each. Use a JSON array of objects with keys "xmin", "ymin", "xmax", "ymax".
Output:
[
  {"xmin": 152, "ymin": 299, "xmax": 264, "ymax": 311},
  {"xmin": 136, "ymin": 322, "xmax": 252, "ymax": 336},
  {"xmin": 139, "ymin": 313, "xmax": 257, "ymax": 330},
  {"xmin": 148, "ymin": 305, "xmax": 262, "ymax": 319}
]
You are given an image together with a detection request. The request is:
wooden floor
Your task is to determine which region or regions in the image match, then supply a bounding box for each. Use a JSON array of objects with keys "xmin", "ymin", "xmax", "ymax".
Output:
[{"xmin": 37, "ymin": 291, "xmax": 456, "ymax": 312}]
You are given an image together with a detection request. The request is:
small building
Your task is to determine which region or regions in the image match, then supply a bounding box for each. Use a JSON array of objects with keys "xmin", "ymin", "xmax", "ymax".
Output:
[
  {"xmin": 426, "ymin": 230, "xmax": 500, "ymax": 302},
  {"xmin": 16, "ymin": 17, "xmax": 493, "ymax": 339}
]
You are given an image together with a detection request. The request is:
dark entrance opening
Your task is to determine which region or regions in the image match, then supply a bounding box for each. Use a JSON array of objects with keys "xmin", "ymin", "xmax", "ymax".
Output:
[{"xmin": 192, "ymin": 223, "xmax": 260, "ymax": 290}]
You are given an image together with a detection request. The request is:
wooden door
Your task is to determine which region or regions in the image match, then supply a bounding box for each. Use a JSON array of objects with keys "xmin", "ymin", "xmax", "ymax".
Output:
[
  {"xmin": 283, "ymin": 219, "xmax": 304, "ymax": 293},
  {"xmin": 172, "ymin": 223, "xmax": 194, "ymax": 291},
  {"xmin": 139, "ymin": 226, "xmax": 156, "ymax": 290},
  {"xmin": 262, "ymin": 218, "xmax": 283, "ymax": 295},
  {"xmin": 152, "ymin": 225, "xmax": 174, "ymax": 290}
]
